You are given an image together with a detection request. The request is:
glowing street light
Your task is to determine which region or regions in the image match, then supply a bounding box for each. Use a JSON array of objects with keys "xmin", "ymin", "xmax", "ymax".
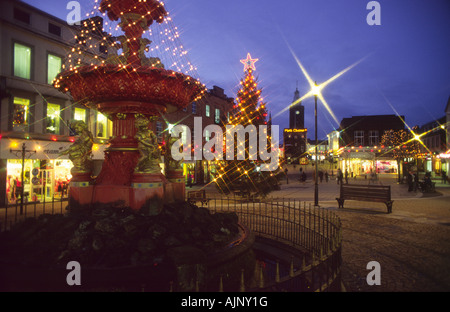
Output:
[{"xmin": 313, "ymin": 81, "xmax": 319, "ymax": 207}]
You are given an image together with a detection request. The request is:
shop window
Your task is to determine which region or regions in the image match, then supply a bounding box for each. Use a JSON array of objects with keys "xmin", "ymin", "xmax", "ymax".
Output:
[
  {"xmin": 354, "ymin": 130, "xmax": 364, "ymax": 146},
  {"xmin": 96, "ymin": 112, "xmax": 108, "ymax": 138},
  {"xmin": 14, "ymin": 43, "xmax": 32, "ymax": 80},
  {"xmin": 12, "ymin": 97, "xmax": 30, "ymax": 131},
  {"xmin": 205, "ymin": 105, "xmax": 210, "ymax": 117},
  {"xmin": 46, "ymin": 103, "xmax": 61, "ymax": 134},
  {"xmin": 47, "ymin": 54, "xmax": 62, "ymax": 84},
  {"xmin": 215, "ymin": 108, "xmax": 221, "ymax": 124}
]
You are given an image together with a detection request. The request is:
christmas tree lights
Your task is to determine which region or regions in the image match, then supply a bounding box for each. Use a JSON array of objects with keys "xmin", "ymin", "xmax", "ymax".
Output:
[{"xmin": 214, "ymin": 54, "xmax": 281, "ymax": 198}]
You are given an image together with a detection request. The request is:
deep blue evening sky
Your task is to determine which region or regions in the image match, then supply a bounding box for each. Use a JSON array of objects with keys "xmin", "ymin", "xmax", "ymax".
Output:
[{"xmin": 23, "ymin": 0, "xmax": 450, "ymax": 140}]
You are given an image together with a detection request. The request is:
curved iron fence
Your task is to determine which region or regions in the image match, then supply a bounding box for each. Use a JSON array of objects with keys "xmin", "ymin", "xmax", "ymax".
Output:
[
  {"xmin": 1, "ymin": 196, "xmax": 343, "ymax": 292},
  {"xmin": 205, "ymin": 197, "xmax": 343, "ymax": 292}
]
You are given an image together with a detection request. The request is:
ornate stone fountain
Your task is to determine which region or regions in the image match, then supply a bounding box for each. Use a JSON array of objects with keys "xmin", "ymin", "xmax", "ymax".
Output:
[
  {"xmin": 0, "ymin": 0, "xmax": 257, "ymax": 292},
  {"xmin": 54, "ymin": 0, "xmax": 205, "ymax": 214}
]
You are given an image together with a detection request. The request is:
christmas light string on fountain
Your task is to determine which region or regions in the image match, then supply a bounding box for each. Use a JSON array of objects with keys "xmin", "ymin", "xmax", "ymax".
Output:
[{"xmin": 57, "ymin": 0, "xmax": 203, "ymax": 87}]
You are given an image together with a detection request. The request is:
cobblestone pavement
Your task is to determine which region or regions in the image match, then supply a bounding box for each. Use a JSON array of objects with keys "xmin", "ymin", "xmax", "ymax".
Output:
[{"xmin": 197, "ymin": 165, "xmax": 450, "ymax": 292}]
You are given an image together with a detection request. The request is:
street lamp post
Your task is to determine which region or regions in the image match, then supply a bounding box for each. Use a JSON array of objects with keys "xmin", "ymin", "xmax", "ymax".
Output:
[{"xmin": 314, "ymin": 83, "xmax": 319, "ymax": 207}]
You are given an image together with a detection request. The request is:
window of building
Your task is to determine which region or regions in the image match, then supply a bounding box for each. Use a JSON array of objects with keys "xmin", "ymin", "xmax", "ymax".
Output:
[
  {"xmin": 77, "ymin": 35, "xmax": 87, "ymax": 46},
  {"xmin": 205, "ymin": 105, "xmax": 210, "ymax": 117},
  {"xmin": 48, "ymin": 23, "xmax": 61, "ymax": 37},
  {"xmin": 73, "ymin": 107, "xmax": 86, "ymax": 122},
  {"xmin": 47, "ymin": 54, "xmax": 62, "ymax": 84},
  {"xmin": 192, "ymin": 102, "xmax": 197, "ymax": 115},
  {"xmin": 12, "ymin": 97, "xmax": 30, "ymax": 131},
  {"xmin": 46, "ymin": 103, "xmax": 61, "ymax": 134},
  {"xmin": 96, "ymin": 113, "xmax": 108, "ymax": 138},
  {"xmin": 215, "ymin": 108, "xmax": 220, "ymax": 124},
  {"xmin": 13, "ymin": 8, "xmax": 30, "ymax": 24},
  {"xmin": 14, "ymin": 43, "xmax": 32, "ymax": 80},
  {"xmin": 368, "ymin": 130, "xmax": 379, "ymax": 146},
  {"xmin": 156, "ymin": 121, "xmax": 163, "ymax": 139},
  {"xmin": 354, "ymin": 130, "xmax": 364, "ymax": 146},
  {"xmin": 99, "ymin": 44, "xmax": 108, "ymax": 55}
]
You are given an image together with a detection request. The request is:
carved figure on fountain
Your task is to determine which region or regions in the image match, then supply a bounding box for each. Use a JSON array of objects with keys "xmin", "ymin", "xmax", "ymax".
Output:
[
  {"xmin": 134, "ymin": 117, "xmax": 162, "ymax": 174},
  {"xmin": 165, "ymin": 135, "xmax": 183, "ymax": 172},
  {"xmin": 60, "ymin": 120, "xmax": 94, "ymax": 175}
]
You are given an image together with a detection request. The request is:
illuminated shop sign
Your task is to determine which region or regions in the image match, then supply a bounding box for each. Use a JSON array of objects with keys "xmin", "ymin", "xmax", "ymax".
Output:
[{"xmin": 284, "ymin": 128, "xmax": 307, "ymax": 133}]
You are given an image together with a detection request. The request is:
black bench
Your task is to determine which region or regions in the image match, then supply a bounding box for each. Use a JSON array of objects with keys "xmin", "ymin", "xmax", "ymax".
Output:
[
  {"xmin": 233, "ymin": 189, "xmax": 257, "ymax": 201},
  {"xmin": 187, "ymin": 190, "xmax": 210, "ymax": 206},
  {"xmin": 336, "ymin": 184, "xmax": 393, "ymax": 213}
]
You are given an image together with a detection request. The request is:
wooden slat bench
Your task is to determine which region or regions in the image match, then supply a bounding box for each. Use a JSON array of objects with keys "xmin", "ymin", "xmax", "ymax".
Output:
[
  {"xmin": 336, "ymin": 184, "xmax": 393, "ymax": 213},
  {"xmin": 187, "ymin": 190, "xmax": 210, "ymax": 206}
]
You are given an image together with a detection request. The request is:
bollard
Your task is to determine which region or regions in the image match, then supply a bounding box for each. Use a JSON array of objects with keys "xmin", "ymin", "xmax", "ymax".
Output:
[
  {"xmin": 219, "ymin": 276, "xmax": 223, "ymax": 292},
  {"xmin": 275, "ymin": 260, "xmax": 280, "ymax": 283},
  {"xmin": 239, "ymin": 269, "xmax": 245, "ymax": 292}
]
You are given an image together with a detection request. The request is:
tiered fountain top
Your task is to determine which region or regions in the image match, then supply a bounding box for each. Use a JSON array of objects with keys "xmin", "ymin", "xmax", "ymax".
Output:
[
  {"xmin": 54, "ymin": 0, "xmax": 205, "ymax": 115},
  {"xmin": 99, "ymin": 0, "xmax": 168, "ymax": 25}
]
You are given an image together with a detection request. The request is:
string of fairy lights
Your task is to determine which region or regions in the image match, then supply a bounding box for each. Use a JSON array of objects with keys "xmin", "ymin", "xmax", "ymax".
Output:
[{"xmin": 61, "ymin": 0, "xmax": 200, "ymax": 79}]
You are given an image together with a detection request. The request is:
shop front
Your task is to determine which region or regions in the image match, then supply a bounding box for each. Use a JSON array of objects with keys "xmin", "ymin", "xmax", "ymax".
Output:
[
  {"xmin": 338, "ymin": 149, "xmax": 398, "ymax": 177},
  {"xmin": 0, "ymin": 138, "xmax": 107, "ymax": 207}
]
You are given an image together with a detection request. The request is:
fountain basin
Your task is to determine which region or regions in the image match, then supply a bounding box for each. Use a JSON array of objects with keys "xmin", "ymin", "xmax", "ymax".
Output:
[{"xmin": 54, "ymin": 65, "xmax": 205, "ymax": 115}]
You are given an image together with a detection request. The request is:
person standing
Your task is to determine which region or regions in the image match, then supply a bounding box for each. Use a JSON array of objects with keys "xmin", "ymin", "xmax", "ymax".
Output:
[
  {"xmin": 337, "ymin": 169, "xmax": 343, "ymax": 185},
  {"xmin": 345, "ymin": 170, "xmax": 349, "ymax": 184},
  {"xmin": 407, "ymin": 171, "xmax": 413, "ymax": 192},
  {"xmin": 442, "ymin": 170, "xmax": 447, "ymax": 184},
  {"xmin": 325, "ymin": 171, "xmax": 329, "ymax": 183}
]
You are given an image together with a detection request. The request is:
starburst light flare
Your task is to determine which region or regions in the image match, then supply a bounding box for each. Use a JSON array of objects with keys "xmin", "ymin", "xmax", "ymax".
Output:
[
  {"xmin": 273, "ymin": 41, "xmax": 369, "ymax": 127},
  {"xmin": 382, "ymin": 94, "xmax": 431, "ymax": 153}
]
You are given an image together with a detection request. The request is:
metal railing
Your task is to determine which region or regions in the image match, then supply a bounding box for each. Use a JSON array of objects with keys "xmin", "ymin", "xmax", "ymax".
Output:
[
  {"xmin": 1, "ymin": 196, "xmax": 69, "ymax": 232},
  {"xmin": 1, "ymin": 195, "xmax": 343, "ymax": 292},
  {"xmin": 195, "ymin": 197, "xmax": 343, "ymax": 292}
]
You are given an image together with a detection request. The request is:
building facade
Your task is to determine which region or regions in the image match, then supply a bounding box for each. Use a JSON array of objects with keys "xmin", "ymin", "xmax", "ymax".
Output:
[
  {"xmin": 153, "ymin": 86, "xmax": 234, "ymax": 185},
  {"xmin": 0, "ymin": 0, "xmax": 115, "ymax": 206},
  {"xmin": 336, "ymin": 114, "xmax": 406, "ymax": 177}
]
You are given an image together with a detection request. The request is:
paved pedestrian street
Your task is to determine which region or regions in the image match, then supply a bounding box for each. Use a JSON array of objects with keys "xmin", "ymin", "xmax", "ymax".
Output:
[
  {"xmin": 199, "ymin": 165, "xmax": 450, "ymax": 292},
  {"xmin": 2, "ymin": 165, "xmax": 449, "ymax": 292}
]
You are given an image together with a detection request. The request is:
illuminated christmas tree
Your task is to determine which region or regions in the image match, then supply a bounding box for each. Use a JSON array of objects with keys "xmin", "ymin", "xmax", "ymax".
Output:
[{"xmin": 214, "ymin": 54, "xmax": 281, "ymax": 199}]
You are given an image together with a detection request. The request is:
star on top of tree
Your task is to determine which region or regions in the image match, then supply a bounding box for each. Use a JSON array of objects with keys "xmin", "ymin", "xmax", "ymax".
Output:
[{"xmin": 240, "ymin": 53, "xmax": 259, "ymax": 72}]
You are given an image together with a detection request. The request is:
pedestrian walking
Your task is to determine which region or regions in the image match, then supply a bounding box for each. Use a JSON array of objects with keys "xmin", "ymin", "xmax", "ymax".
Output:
[
  {"xmin": 284, "ymin": 167, "xmax": 289, "ymax": 184},
  {"xmin": 319, "ymin": 170, "xmax": 323, "ymax": 183},
  {"xmin": 187, "ymin": 173, "xmax": 193, "ymax": 188},
  {"xmin": 345, "ymin": 170, "xmax": 349, "ymax": 184},
  {"xmin": 407, "ymin": 171, "xmax": 413, "ymax": 192},
  {"xmin": 325, "ymin": 171, "xmax": 329, "ymax": 183},
  {"xmin": 413, "ymin": 172, "xmax": 419, "ymax": 192},
  {"xmin": 442, "ymin": 170, "xmax": 447, "ymax": 184},
  {"xmin": 337, "ymin": 169, "xmax": 343, "ymax": 185}
]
